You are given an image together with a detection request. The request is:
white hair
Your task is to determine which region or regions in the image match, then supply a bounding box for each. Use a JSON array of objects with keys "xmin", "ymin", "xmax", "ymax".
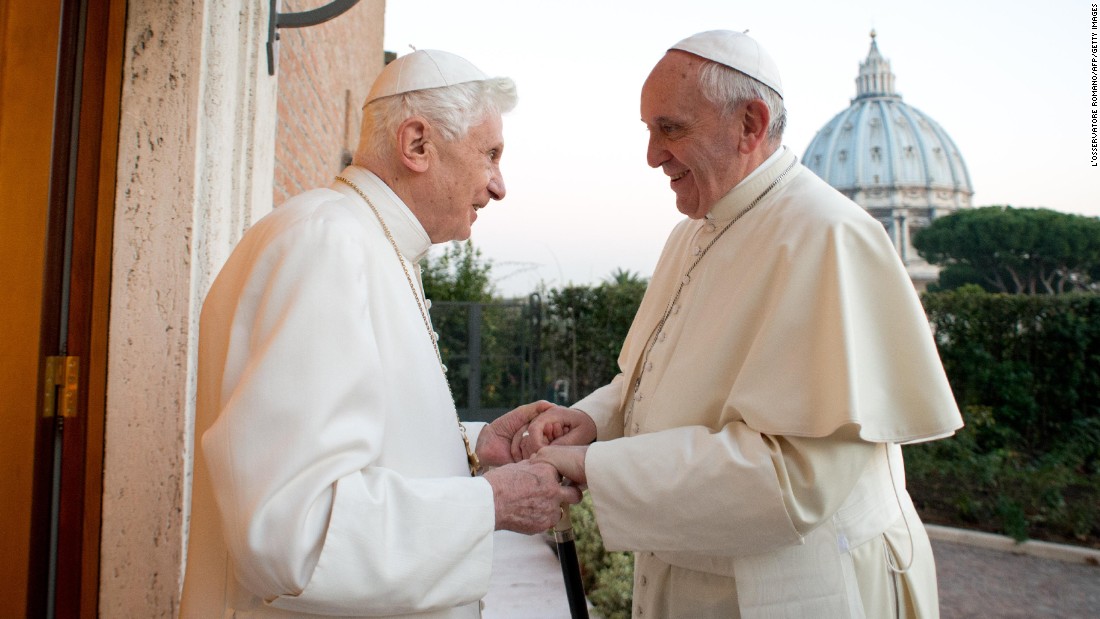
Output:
[
  {"xmin": 356, "ymin": 77, "xmax": 518, "ymax": 162},
  {"xmin": 697, "ymin": 62, "xmax": 786, "ymax": 141}
]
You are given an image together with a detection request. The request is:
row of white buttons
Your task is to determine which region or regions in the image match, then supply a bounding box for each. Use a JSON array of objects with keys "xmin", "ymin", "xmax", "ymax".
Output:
[
  {"xmin": 692, "ymin": 219, "xmax": 716, "ymax": 257},
  {"xmin": 632, "ymin": 253, "xmax": 693, "ymax": 433},
  {"xmin": 634, "ymin": 223, "xmax": 715, "ymax": 618}
]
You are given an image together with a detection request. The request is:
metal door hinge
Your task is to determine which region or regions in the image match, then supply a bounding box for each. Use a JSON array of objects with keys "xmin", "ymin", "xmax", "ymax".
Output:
[{"xmin": 43, "ymin": 356, "xmax": 80, "ymax": 418}]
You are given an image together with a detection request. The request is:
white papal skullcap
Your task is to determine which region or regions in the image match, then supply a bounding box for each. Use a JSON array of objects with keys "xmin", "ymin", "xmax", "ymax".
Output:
[
  {"xmin": 669, "ymin": 30, "xmax": 784, "ymax": 99},
  {"xmin": 364, "ymin": 49, "xmax": 489, "ymax": 106}
]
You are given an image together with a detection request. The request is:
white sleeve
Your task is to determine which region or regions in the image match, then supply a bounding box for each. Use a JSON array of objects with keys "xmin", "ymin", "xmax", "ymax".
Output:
[
  {"xmin": 585, "ymin": 422, "xmax": 874, "ymax": 558},
  {"xmin": 572, "ymin": 374, "xmax": 627, "ymax": 440}
]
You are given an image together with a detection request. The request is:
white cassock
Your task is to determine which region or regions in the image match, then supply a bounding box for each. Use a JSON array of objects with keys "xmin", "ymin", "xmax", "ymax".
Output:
[
  {"xmin": 180, "ymin": 166, "xmax": 494, "ymax": 618},
  {"xmin": 575, "ymin": 147, "xmax": 964, "ymax": 618}
]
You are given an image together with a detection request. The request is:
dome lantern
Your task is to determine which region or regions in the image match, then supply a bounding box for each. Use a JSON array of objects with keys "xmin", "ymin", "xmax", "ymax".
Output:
[{"xmin": 855, "ymin": 30, "xmax": 899, "ymax": 100}]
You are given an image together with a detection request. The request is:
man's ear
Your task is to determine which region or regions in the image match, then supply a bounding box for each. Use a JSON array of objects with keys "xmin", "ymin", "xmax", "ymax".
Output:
[
  {"xmin": 738, "ymin": 99, "xmax": 771, "ymax": 154},
  {"xmin": 397, "ymin": 116, "xmax": 432, "ymax": 173}
]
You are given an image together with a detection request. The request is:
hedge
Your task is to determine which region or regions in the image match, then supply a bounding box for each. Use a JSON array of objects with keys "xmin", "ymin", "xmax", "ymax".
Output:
[{"xmin": 907, "ymin": 288, "xmax": 1100, "ymax": 544}]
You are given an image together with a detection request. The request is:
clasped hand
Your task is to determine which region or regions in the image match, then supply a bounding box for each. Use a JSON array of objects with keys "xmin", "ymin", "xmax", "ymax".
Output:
[{"xmin": 475, "ymin": 401, "xmax": 597, "ymax": 533}]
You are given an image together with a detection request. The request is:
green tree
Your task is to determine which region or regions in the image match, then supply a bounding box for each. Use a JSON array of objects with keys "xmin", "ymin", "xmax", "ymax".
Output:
[
  {"xmin": 914, "ymin": 206, "xmax": 1100, "ymax": 294},
  {"xmin": 541, "ymin": 270, "xmax": 648, "ymax": 403},
  {"xmin": 604, "ymin": 267, "xmax": 645, "ymax": 287},
  {"xmin": 420, "ymin": 240, "xmax": 496, "ymax": 302},
  {"xmin": 419, "ymin": 241, "xmax": 541, "ymax": 419}
]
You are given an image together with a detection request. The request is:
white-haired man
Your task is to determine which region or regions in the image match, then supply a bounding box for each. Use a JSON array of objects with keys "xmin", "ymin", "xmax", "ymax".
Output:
[
  {"xmin": 181, "ymin": 50, "xmax": 580, "ymax": 618},
  {"xmin": 519, "ymin": 31, "xmax": 963, "ymax": 617}
]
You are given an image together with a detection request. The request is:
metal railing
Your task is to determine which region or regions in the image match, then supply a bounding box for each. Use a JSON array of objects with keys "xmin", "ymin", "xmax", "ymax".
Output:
[{"xmin": 430, "ymin": 294, "xmax": 543, "ymax": 423}]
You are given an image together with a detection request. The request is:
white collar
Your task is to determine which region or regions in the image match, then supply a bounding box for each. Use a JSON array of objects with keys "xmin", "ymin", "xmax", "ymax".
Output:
[{"xmin": 332, "ymin": 166, "xmax": 433, "ymax": 263}]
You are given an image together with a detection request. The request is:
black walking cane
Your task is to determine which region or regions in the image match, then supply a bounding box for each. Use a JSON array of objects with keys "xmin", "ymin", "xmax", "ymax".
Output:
[{"xmin": 553, "ymin": 501, "xmax": 590, "ymax": 619}]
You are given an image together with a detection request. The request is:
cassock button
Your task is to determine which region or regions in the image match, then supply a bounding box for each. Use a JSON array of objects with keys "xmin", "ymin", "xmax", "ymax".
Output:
[
  {"xmin": 632, "ymin": 423, "xmax": 640, "ymax": 433},
  {"xmin": 706, "ymin": 222, "xmax": 717, "ymax": 232},
  {"xmin": 442, "ymin": 364, "xmax": 448, "ymax": 374},
  {"xmin": 658, "ymin": 331, "xmax": 667, "ymax": 342},
  {"xmin": 641, "ymin": 575, "xmax": 648, "ymax": 587},
  {"xmin": 682, "ymin": 275, "xmax": 691, "ymax": 285},
  {"xmin": 692, "ymin": 246, "xmax": 702, "ymax": 256},
  {"xmin": 432, "ymin": 331, "xmax": 440, "ymax": 342},
  {"xmin": 672, "ymin": 305, "xmax": 680, "ymax": 315},
  {"xmin": 645, "ymin": 362, "xmax": 654, "ymax": 371},
  {"xmin": 425, "ymin": 298, "xmax": 432, "ymax": 309}
]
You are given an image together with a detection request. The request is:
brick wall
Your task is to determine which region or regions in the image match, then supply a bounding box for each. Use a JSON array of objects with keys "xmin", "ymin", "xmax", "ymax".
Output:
[{"xmin": 273, "ymin": 0, "xmax": 386, "ymax": 205}]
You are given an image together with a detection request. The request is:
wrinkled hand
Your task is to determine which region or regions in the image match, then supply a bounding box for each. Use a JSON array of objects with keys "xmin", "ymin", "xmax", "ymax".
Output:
[
  {"xmin": 532, "ymin": 445, "xmax": 590, "ymax": 487},
  {"xmin": 476, "ymin": 400, "xmax": 555, "ymax": 467},
  {"xmin": 513, "ymin": 405, "xmax": 597, "ymax": 461},
  {"xmin": 484, "ymin": 460, "xmax": 583, "ymax": 533}
]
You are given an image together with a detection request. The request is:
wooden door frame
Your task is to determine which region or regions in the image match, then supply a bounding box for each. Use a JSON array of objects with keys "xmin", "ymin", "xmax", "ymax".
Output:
[
  {"xmin": 26, "ymin": 0, "xmax": 85, "ymax": 612},
  {"xmin": 67, "ymin": 0, "xmax": 123, "ymax": 615},
  {"xmin": 19, "ymin": 0, "xmax": 122, "ymax": 616},
  {"xmin": 0, "ymin": 0, "xmax": 65, "ymax": 615},
  {"xmin": 77, "ymin": 1, "xmax": 124, "ymax": 613}
]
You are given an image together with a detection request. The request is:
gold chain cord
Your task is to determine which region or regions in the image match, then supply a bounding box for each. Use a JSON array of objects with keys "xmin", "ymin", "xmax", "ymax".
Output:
[{"xmin": 335, "ymin": 175, "xmax": 480, "ymax": 476}]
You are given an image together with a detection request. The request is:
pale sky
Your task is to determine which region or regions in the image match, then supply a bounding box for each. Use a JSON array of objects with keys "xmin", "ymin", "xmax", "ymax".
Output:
[{"xmin": 384, "ymin": 0, "xmax": 1096, "ymax": 297}]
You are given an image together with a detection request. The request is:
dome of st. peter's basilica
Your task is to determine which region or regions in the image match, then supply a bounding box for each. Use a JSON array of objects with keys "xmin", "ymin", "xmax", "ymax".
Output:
[{"xmin": 803, "ymin": 32, "xmax": 973, "ymax": 290}]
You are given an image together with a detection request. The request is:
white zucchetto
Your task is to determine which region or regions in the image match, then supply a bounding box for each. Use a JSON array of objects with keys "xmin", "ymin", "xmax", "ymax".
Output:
[
  {"xmin": 364, "ymin": 49, "xmax": 489, "ymax": 106},
  {"xmin": 670, "ymin": 30, "xmax": 784, "ymax": 99}
]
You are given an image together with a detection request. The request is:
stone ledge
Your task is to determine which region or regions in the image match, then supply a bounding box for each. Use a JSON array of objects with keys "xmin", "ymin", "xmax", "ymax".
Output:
[{"xmin": 926, "ymin": 524, "xmax": 1100, "ymax": 567}]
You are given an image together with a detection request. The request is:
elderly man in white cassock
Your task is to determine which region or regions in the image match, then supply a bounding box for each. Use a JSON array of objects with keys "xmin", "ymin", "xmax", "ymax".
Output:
[
  {"xmin": 180, "ymin": 50, "xmax": 582, "ymax": 618},
  {"xmin": 516, "ymin": 30, "xmax": 964, "ymax": 618}
]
